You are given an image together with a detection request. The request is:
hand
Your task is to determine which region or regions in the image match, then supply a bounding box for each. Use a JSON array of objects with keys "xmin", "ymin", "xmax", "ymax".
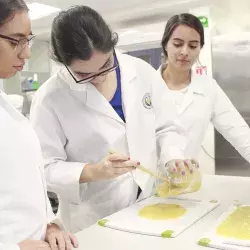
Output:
[
  {"xmin": 45, "ymin": 224, "xmax": 78, "ymax": 250},
  {"xmin": 183, "ymin": 159, "xmax": 199, "ymax": 174},
  {"xmin": 18, "ymin": 240, "xmax": 51, "ymax": 250},
  {"xmin": 80, "ymin": 152, "xmax": 138, "ymax": 182},
  {"xmin": 166, "ymin": 159, "xmax": 199, "ymax": 175},
  {"xmin": 165, "ymin": 159, "xmax": 199, "ymax": 188}
]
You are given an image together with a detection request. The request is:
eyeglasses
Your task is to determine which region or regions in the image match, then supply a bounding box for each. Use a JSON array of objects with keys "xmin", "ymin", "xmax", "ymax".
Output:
[
  {"xmin": 0, "ymin": 34, "xmax": 36, "ymax": 52},
  {"xmin": 65, "ymin": 50, "xmax": 119, "ymax": 84}
]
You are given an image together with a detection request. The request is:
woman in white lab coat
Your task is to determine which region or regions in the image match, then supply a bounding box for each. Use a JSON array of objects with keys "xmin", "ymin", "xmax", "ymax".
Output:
[
  {"xmin": 159, "ymin": 13, "xmax": 250, "ymax": 170},
  {"xmin": 0, "ymin": 1, "xmax": 77, "ymax": 249},
  {"xmin": 30, "ymin": 6, "xmax": 196, "ymax": 233}
]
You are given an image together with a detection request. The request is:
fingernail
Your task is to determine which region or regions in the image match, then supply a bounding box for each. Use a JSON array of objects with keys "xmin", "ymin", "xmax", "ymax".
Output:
[
  {"xmin": 137, "ymin": 162, "xmax": 140, "ymax": 165},
  {"xmin": 182, "ymin": 171, "xmax": 185, "ymax": 176},
  {"xmin": 128, "ymin": 157, "xmax": 130, "ymax": 160},
  {"xmin": 173, "ymin": 168, "xmax": 177, "ymax": 172}
]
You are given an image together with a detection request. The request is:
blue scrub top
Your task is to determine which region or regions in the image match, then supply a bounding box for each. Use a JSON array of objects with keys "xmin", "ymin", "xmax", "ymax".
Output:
[{"xmin": 110, "ymin": 66, "xmax": 125, "ymax": 122}]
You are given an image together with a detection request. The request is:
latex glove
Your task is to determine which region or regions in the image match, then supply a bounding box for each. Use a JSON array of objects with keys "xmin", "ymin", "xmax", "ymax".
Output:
[
  {"xmin": 80, "ymin": 152, "xmax": 138, "ymax": 182},
  {"xmin": 165, "ymin": 159, "xmax": 199, "ymax": 188},
  {"xmin": 156, "ymin": 159, "xmax": 200, "ymax": 197},
  {"xmin": 45, "ymin": 223, "xmax": 78, "ymax": 250}
]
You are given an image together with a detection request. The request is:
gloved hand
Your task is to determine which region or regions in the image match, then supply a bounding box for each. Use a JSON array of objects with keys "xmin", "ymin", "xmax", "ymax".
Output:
[
  {"xmin": 166, "ymin": 159, "xmax": 199, "ymax": 175},
  {"xmin": 155, "ymin": 159, "xmax": 200, "ymax": 198},
  {"xmin": 165, "ymin": 159, "xmax": 199, "ymax": 188}
]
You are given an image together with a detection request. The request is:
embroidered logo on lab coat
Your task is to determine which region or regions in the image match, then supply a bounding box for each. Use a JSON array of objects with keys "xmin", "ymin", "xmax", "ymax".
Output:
[{"xmin": 142, "ymin": 93, "xmax": 152, "ymax": 109}]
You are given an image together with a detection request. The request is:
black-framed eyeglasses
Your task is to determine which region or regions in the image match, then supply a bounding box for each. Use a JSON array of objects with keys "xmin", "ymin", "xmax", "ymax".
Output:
[
  {"xmin": 0, "ymin": 33, "xmax": 36, "ymax": 52},
  {"xmin": 65, "ymin": 50, "xmax": 119, "ymax": 84}
]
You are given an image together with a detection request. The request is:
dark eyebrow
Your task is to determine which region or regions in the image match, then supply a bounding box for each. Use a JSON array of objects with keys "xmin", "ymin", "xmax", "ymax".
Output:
[
  {"xmin": 8, "ymin": 32, "xmax": 33, "ymax": 38},
  {"xmin": 173, "ymin": 38, "xmax": 184, "ymax": 42},
  {"xmin": 173, "ymin": 38, "xmax": 199, "ymax": 43},
  {"xmin": 74, "ymin": 53, "xmax": 113, "ymax": 75},
  {"xmin": 99, "ymin": 54, "xmax": 112, "ymax": 69},
  {"xmin": 189, "ymin": 40, "xmax": 200, "ymax": 43}
]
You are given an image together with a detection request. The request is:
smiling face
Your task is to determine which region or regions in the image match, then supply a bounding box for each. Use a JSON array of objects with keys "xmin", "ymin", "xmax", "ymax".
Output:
[
  {"xmin": 165, "ymin": 24, "xmax": 201, "ymax": 71},
  {"xmin": 0, "ymin": 10, "xmax": 32, "ymax": 78}
]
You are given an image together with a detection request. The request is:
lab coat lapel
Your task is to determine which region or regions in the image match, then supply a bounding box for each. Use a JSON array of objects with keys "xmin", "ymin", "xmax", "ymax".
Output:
[
  {"xmin": 178, "ymin": 88, "xmax": 195, "ymax": 115},
  {"xmin": 60, "ymin": 64, "xmax": 124, "ymax": 123},
  {"xmin": 179, "ymin": 71, "xmax": 205, "ymax": 115},
  {"xmin": 116, "ymin": 51, "xmax": 137, "ymax": 121},
  {"xmin": 85, "ymin": 83, "xmax": 124, "ymax": 123},
  {"xmin": 116, "ymin": 53, "xmax": 154, "ymax": 195}
]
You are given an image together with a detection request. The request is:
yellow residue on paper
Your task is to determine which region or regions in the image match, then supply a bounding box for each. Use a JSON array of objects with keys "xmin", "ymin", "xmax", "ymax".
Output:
[
  {"xmin": 216, "ymin": 206, "xmax": 250, "ymax": 240},
  {"xmin": 139, "ymin": 203, "xmax": 187, "ymax": 220}
]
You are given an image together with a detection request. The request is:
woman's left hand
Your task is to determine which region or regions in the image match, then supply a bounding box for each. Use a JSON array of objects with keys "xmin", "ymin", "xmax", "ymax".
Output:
[
  {"xmin": 166, "ymin": 159, "xmax": 199, "ymax": 176},
  {"xmin": 45, "ymin": 224, "xmax": 78, "ymax": 250}
]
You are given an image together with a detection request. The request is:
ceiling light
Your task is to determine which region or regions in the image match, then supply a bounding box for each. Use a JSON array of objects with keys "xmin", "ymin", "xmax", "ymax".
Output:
[
  {"xmin": 119, "ymin": 30, "xmax": 139, "ymax": 37},
  {"xmin": 27, "ymin": 2, "xmax": 61, "ymax": 20}
]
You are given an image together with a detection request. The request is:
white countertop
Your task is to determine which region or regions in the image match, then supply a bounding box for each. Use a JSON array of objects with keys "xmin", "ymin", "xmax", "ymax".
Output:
[{"xmin": 75, "ymin": 175, "xmax": 250, "ymax": 250}]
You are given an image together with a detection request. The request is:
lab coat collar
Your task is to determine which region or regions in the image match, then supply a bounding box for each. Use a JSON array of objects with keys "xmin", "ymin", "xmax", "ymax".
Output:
[
  {"xmin": 115, "ymin": 49, "xmax": 137, "ymax": 122},
  {"xmin": 179, "ymin": 72, "xmax": 205, "ymax": 115},
  {"xmin": 58, "ymin": 64, "xmax": 120, "ymax": 121},
  {"xmin": 85, "ymin": 82, "xmax": 124, "ymax": 123},
  {"xmin": 58, "ymin": 67, "xmax": 89, "ymax": 92},
  {"xmin": 115, "ymin": 49, "xmax": 137, "ymax": 83},
  {"xmin": 158, "ymin": 63, "xmax": 205, "ymax": 115},
  {"xmin": 189, "ymin": 70, "xmax": 205, "ymax": 95},
  {"xmin": 59, "ymin": 49, "xmax": 137, "ymax": 91},
  {"xmin": 157, "ymin": 63, "xmax": 205, "ymax": 95},
  {"xmin": 58, "ymin": 49, "xmax": 137, "ymax": 123},
  {"xmin": 84, "ymin": 49, "xmax": 137, "ymax": 123}
]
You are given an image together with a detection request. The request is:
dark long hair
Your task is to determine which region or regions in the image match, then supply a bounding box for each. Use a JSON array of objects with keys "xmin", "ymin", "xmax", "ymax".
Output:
[
  {"xmin": 51, "ymin": 5, "xmax": 118, "ymax": 66},
  {"xmin": 0, "ymin": 0, "xmax": 28, "ymax": 26}
]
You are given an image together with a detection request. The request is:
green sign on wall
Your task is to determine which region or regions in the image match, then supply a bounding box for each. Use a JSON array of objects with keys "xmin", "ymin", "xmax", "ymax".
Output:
[{"xmin": 198, "ymin": 16, "xmax": 209, "ymax": 28}]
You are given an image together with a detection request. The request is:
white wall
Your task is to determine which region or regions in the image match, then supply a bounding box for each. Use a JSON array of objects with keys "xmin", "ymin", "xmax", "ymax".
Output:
[
  {"xmin": 50, "ymin": 59, "xmax": 62, "ymax": 75},
  {"xmin": 29, "ymin": 40, "xmax": 50, "ymax": 73},
  {"xmin": 3, "ymin": 73, "xmax": 22, "ymax": 95},
  {"xmin": 0, "ymin": 79, "xmax": 3, "ymax": 91}
]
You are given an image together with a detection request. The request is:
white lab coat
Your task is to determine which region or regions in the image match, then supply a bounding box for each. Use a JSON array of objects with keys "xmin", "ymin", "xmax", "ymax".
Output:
[
  {"xmin": 0, "ymin": 92, "xmax": 61, "ymax": 250},
  {"xmin": 30, "ymin": 52, "xmax": 186, "ymax": 233},
  {"xmin": 158, "ymin": 65, "xmax": 250, "ymax": 163}
]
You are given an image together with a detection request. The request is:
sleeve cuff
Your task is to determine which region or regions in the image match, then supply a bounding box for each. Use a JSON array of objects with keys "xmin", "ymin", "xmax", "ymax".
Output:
[
  {"xmin": 46, "ymin": 196, "xmax": 65, "ymax": 231},
  {"xmin": 46, "ymin": 162, "xmax": 88, "ymax": 205},
  {"xmin": 0, "ymin": 244, "xmax": 20, "ymax": 250},
  {"xmin": 160, "ymin": 147, "xmax": 184, "ymax": 168},
  {"xmin": 48, "ymin": 218, "xmax": 65, "ymax": 231}
]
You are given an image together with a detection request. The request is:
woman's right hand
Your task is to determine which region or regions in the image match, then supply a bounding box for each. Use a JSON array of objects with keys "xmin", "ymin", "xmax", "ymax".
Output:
[
  {"xmin": 80, "ymin": 152, "xmax": 138, "ymax": 182},
  {"xmin": 18, "ymin": 240, "xmax": 51, "ymax": 250}
]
